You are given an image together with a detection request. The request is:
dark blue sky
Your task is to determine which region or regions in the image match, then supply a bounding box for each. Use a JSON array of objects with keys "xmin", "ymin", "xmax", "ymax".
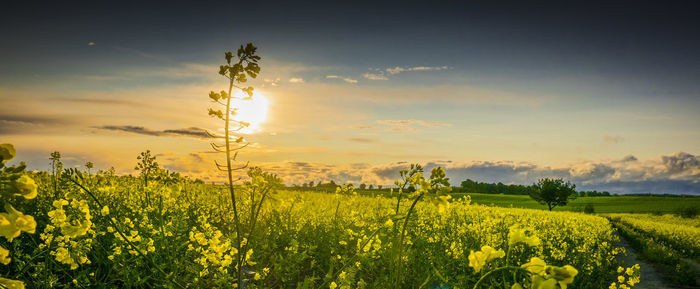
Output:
[{"xmin": 3, "ymin": 1, "xmax": 700, "ymax": 94}]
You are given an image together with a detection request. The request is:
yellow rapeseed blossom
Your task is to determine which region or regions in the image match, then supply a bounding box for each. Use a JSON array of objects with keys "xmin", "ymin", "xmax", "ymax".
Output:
[
  {"xmin": 508, "ymin": 226, "xmax": 541, "ymax": 247},
  {"xmin": 0, "ymin": 204, "xmax": 36, "ymax": 242},
  {"xmin": 13, "ymin": 175, "xmax": 37, "ymax": 199},
  {"xmin": 0, "ymin": 246, "xmax": 10, "ymax": 265},
  {"xmin": 468, "ymin": 245, "xmax": 505, "ymax": 272},
  {"xmin": 0, "ymin": 278, "xmax": 24, "ymax": 289},
  {"xmin": 0, "ymin": 143, "xmax": 16, "ymax": 162}
]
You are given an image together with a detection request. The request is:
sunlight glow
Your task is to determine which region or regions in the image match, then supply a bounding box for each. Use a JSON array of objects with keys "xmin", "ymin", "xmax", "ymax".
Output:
[{"xmin": 231, "ymin": 91, "xmax": 269, "ymax": 134}]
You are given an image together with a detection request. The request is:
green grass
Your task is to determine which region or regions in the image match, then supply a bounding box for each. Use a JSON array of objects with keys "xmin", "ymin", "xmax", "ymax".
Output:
[
  {"xmin": 451, "ymin": 192, "xmax": 700, "ymax": 214},
  {"xmin": 309, "ymin": 188, "xmax": 699, "ymax": 214}
]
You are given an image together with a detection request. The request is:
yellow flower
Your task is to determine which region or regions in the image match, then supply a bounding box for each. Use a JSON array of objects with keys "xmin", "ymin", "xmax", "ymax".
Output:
[
  {"xmin": 468, "ymin": 245, "xmax": 505, "ymax": 272},
  {"xmin": 0, "ymin": 278, "xmax": 24, "ymax": 289},
  {"xmin": 101, "ymin": 206, "xmax": 110, "ymax": 216},
  {"xmin": 548, "ymin": 265, "xmax": 578, "ymax": 289},
  {"xmin": 0, "ymin": 246, "xmax": 10, "ymax": 265},
  {"xmin": 508, "ymin": 226, "xmax": 541, "ymax": 247},
  {"xmin": 511, "ymin": 283, "xmax": 524, "ymax": 289},
  {"xmin": 531, "ymin": 275, "xmax": 558, "ymax": 289},
  {"xmin": 0, "ymin": 204, "xmax": 36, "ymax": 242},
  {"xmin": 384, "ymin": 219, "xmax": 394, "ymax": 228},
  {"xmin": 521, "ymin": 257, "xmax": 546, "ymax": 274},
  {"xmin": 13, "ymin": 175, "xmax": 37, "ymax": 199},
  {"xmin": 0, "ymin": 143, "xmax": 16, "ymax": 163},
  {"xmin": 329, "ymin": 282, "xmax": 338, "ymax": 289}
]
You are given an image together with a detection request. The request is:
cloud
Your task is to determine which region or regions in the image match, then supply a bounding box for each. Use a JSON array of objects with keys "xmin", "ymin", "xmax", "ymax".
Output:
[
  {"xmin": 386, "ymin": 65, "xmax": 450, "ymax": 75},
  {"xmin": 603, "ymin": 135, "xmax": 624, "ymax": 144},
  {"xmin": 263, "ymin": 77, "xmax": 280, "ymax": 86},
  {"xmin": 0, "ymin": 115, "xmax": 75, "ymax": 134},
  {"xmin": 362, "ymin": 72, "xmax": 388, "ymax": 80},
  {"xmin": 349, "ymin": 125, "xmax": 375, "ymax": 130},
  {"xmin": 376, "ymin": 119, "xmax": 452, "ymax": 132},
  {"xmin": 377, "ymin": 119, "xmax": 452, "ymax": 127},
  {"xmin": 346, "ymin": 137, "xmax": 374, "ymax": 143},
  {"xmin": 288, "ymin": 77, "xmax": 305, "ymax": 83},
  {"xmin": 95, "ymin": 125, "xmax": 210, "ymax": 139},
  {"xmin": 88, "ymin": 42, "xmax": 95, "ymax": 46},
  {"xmin": 242, "ymin": 152, "xmax": 698, "ymax": 195},
  {"xmin": 326, "ymin": 75, "xmax": 358, "ymax": 84}
]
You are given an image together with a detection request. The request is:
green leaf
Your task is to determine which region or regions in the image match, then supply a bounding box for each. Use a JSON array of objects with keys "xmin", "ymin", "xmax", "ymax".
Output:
[
  {"xmin": 225, "ymin": 52, "xmax": 233, "ymax": 64},
  {"xmin": 219, "ymin": 65, "xmax": 229, "ymax": 76},
  {"xmin": 208, "ymin": 91, "xmax": 220, "ymax": 101},
  {"xmin": 208, "ymin": 108, "xmax": 224, "ymax": 120}
]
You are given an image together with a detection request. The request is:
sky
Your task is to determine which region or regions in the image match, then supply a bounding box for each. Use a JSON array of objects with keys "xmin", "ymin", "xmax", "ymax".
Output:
[{"xmin": 1, "ymin": 1, "xmax": 699, "ymax": 194}]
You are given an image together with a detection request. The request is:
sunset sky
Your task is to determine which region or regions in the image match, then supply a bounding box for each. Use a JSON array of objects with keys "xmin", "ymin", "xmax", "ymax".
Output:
[{"xmin": 2, "ymin": 1, "xmax": 699, "ymax": 194}]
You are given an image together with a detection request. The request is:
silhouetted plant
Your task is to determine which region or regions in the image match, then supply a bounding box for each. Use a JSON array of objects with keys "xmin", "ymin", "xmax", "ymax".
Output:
[{"xmin": 206, "ymin": 43, "xmax": 261, "ymax": 286}]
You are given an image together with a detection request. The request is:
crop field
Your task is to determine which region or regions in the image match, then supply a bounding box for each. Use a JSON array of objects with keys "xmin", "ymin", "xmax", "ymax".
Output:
[
  {"xmin": 0, "ymin": 147, "xmax": 644, "ymax": 289},
  {"xmin": 606, "ymin": 213, "xmax": 700, "ymax": 287},
  {"xmin": 451, "ymin": 193, "xmax": 700, "ymax": 214}
]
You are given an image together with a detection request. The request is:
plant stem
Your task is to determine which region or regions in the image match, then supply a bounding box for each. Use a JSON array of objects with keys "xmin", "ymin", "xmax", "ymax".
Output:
[
  {"xmin": 394, "ymin": 192, "xmax": 424, "ymax": 288},
  {"xmin": 225, "ymin": 74, "xmax": 245, "ymax": 285},
  {"xmin": 472, "ymin": 266, "xmax": 531, "ymax": 289}
]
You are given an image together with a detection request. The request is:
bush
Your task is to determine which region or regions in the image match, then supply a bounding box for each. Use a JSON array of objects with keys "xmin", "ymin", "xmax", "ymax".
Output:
[
  {"xmin": 583, "ymin": 203, "xmax": 595, "ymax": 214},
  {"xmin": 676, "ymin": 206, "xmax": 699, "ymax": 218}
]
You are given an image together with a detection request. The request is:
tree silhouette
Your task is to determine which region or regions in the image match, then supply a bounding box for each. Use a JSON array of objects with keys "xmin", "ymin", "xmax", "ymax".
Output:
[{"xmin": 529, "ymin": 178, "xmax": 577, "ymax": 211}]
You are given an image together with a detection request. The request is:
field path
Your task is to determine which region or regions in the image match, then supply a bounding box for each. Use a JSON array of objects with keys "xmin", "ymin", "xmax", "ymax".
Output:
[{"xmin": 615, "ymin": 234, "xmax": 674, "ymax": 289}]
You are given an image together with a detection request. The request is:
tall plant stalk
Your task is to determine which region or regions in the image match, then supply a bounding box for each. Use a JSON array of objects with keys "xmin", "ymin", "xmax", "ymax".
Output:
[{"xmin": 207, "ymin": 43, "xmax": 261, "ymax": 286}]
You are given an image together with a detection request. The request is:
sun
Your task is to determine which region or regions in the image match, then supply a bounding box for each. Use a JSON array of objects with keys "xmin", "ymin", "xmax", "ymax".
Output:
[{"xmin": 229, "ymin": 91, "xmax": 270, "ymax": 134}]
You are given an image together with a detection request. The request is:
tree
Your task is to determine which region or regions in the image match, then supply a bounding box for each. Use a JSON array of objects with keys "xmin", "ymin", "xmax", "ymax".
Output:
[
  {"xmin": 529, "ymin": 178, "xmax": 577, "ymax": 211},
  {"xmin": 359, "ymin": 183, "xmax": 367, "ymax": 190},
  {"xmin": 85, "ymin": 161, "xmax": 94, "ymax": 175}
]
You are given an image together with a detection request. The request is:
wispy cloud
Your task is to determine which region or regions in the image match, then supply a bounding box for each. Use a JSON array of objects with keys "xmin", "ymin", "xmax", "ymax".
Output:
[
  {"xmin": 288, "ymin": 77, "xmax": 305, "ymax": 83},
  {"xmin": 326, "ymin": 75, "xmax": 358, "ymax": 84},
  {"xmin": 94, "ymin": 125, "xmax": 210, "ymax": 139},
  {"xmin": 362, "ymin": 72, "xmax": 388, "ymax": 80},
  {"xmin": 386, "ymin": 65, "xmax": 450, "ymax": 75},
  {"xmin": 349, "ymin": 125, "xmax": 376, "ymax": 130},
  {"xmin": 603, "ymin": 135, "xmax": 625, "ymax": 144},
  {"xmin": 377, "ymin": 119, "xmax": 452, "ymax": 131},
  {"xmin": 346, "ymin": 137, "xmax": 374, "ymax": 143}
]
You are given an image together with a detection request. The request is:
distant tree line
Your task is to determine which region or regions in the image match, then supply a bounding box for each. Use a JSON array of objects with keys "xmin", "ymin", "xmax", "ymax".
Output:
[
  {"xmin": 456, "ymin": 179, "xmax": 536, "ymax": 195},
  {"xmin": 455, "ymin": 178, "xmax": 613, "ymax": 197},
  {"xmin": 292, "ymin": 181, "xmax": 386, "ymax": 192}
]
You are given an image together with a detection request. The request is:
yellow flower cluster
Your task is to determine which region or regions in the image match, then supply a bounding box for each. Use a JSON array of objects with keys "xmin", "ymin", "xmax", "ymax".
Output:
[
  {"xmin": 0, "ymin": 204, "xmax": 36, "ymax": 242},
  {"xmin": 468, "ymin": 245, "xmax": 505, "ymax": 272},
  {"xmin": 608, "ymin": 264, "xmax": 641, "ymax": 289},
  {"xmin": 41, "ymin": 198, "xmax": 95, "ymax": 270},
  {"xmin": 519, "ymin": 257, "xmax": 578, "ymax": 289},
  {"xmin": 1, "ymin": 143, "xmax": 39, "ymax": 289},
  {"xmin": 508, "ymin": 226, "xmax": 541, "ymax": 247},
  {"xmin": 187, "ymin": 216, "xmax": 238, "ymax": 277}
]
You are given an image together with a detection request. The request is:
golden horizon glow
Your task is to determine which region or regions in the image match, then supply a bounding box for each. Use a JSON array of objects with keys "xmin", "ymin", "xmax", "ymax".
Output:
[{"xmin": 231, "ymin": 91, "xmax": 269, "ymax": 134}]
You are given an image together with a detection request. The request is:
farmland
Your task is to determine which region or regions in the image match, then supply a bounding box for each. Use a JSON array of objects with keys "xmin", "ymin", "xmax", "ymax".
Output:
[
  {"xmin": 348, "ymin": 190, "xmax": 700, "ymax": 214},
  {"xmin": 0, "ymin": 146, "xmax": 642, "ymax": 288}
]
